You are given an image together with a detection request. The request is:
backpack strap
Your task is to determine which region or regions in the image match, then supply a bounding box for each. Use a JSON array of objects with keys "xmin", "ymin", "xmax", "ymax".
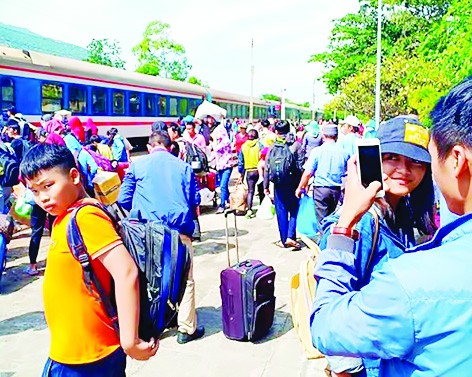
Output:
[
  {"xmin": 364, "ymin": 207, "xmax": 380, "ymax": 279},
  {"xmin": 66, "ymin": 201, "xmax": 120, "ymax": 336}
]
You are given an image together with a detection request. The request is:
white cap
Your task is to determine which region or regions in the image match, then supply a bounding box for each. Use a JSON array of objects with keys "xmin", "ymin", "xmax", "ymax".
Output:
[{"xmin": 342, "ymin": 115, "xmax": 360, "ymax": 128}]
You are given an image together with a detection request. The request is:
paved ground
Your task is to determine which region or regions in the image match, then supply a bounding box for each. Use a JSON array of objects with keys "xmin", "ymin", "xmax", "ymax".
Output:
[{"xmin": 0, "ymin": 199, "xmax": 328, "ymax": 377}]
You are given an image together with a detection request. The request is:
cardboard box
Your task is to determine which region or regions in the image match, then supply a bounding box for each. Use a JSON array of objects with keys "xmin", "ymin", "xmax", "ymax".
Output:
[{"xmin": 93, "ymin": 171, "xmax": 121, "ymax": 205}]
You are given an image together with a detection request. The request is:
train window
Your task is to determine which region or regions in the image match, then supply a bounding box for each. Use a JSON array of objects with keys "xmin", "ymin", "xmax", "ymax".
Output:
[
  {"xmin": 144, "ymin": 94, "xmax": 156, "ymax": 116},
  {"xmin": 1, "ymin": 78, "xmax": 14, "ymax": 109},
  {"xmin": 113, "ymin": 91, "xmax": 125, "ymax": 115},
  {"xmin": 69, "ymin": 85, "xmax": 86, "ymax": 114},
  {"xmin": 42, "ymin": 82, "xmax": 63, "ymax": 112},
  {"xmin": 179, "ymin": 98, "xmax": 188, "ymax": 116},
  {"xmin": 92, "ymin": 88, "xmax": 107, "ymax": 114},
  {"xmin": 129, "ymin": 92, "xmax": 141, "ymax": 115},
  {"xmin": 158, "ymin": 96, "xmax": 167, "ymax": 115},
  {"xmin": 169, "ymin": 97, "xmax": 178, "ymax": 116}
]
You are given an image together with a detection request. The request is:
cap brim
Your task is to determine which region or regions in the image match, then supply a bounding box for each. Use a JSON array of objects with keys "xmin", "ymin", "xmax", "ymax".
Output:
[{"xmin": 381, "ymin": 142, "xmax": 431, "ymax": 163}]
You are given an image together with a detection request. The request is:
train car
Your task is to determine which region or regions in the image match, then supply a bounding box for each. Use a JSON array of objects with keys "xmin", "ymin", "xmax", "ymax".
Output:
[{"xmin": 0, "ymin": 46, "xmax": 312, "ymax": 143}]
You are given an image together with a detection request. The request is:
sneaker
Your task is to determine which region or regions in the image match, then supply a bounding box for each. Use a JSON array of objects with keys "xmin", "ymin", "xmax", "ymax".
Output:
[
  {"xmin": 245, "ymin": 210, "xmax": 256, "ymax": 219},
  {"xmin": 24, "ymin": 266, "xmax": 39, "ymax": 276},
  {"xmin": 215, "ymin": 207, "xmax": 225, "ymax": 214},
  {"xmin": 177, "ymin": 326, "xmax": 205, "ymax": 344}
]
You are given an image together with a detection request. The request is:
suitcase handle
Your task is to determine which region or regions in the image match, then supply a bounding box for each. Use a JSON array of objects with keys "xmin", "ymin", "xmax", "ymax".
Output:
[{"xmin": 224, "ymin": 209, "xmax": 239, "ymax": 266}]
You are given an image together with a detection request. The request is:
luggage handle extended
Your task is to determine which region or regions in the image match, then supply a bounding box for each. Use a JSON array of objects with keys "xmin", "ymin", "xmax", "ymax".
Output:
[{"xmin": 224, "ymin": 209, "xmax": 239, "ymax": 266}]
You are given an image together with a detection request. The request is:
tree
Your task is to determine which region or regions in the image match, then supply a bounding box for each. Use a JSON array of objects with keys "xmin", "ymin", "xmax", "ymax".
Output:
[
  {"xmin": 132, "ymin": 20, "xmax": 192, "ymax": 81},
  {"xmin": 85, "ymin": 38, "xmax": 125, "ymax": 69},
  {"xmin": 261, "ymin": 94, "xmax": 281, "ymax": 102}
]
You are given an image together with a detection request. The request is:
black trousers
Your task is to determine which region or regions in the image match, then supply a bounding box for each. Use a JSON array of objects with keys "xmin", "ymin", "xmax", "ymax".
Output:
[
  {"xmin": 29, "ymin": 204, "xmax": 54, "ymax": 265},
  {"xmin": 246, "ymin": 170, "xmax": 263, "ymax": 210},
  {"xmin": 313, "ymin": 186, "xmax": 341, "ymax": 232}
]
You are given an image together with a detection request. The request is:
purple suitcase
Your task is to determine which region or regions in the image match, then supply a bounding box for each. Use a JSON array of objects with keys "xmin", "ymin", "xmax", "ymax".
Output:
[{"xmin": 220, "ymin": 210, "xmax": 276, "ymax": 341}]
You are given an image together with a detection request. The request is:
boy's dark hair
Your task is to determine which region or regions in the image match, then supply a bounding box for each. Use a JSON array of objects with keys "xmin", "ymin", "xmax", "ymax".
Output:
[
  {"xmin": 90, "ymin": 135, "xmax": 101, "ymax": 144},
  {"xmin": 261, "ymin": 119, "xmax": 270, "ymax": 127},
  {"xmin": 248, "ymin": 129, "xmax": 259, "ymax": 140},
  {"xmin": 431, "ymin": 77, "xmax": 472, "ymax": 161},
  {"xmin": 20, "ymin": 143, "xmax": 77, "ymax": 181},
  {"xmin": 275, "ymin": 120, "xmax": 290, "ymax": 135},
  {"xmin": 149, "ymin": 131, "xmax": 171, "ymax": 148}
]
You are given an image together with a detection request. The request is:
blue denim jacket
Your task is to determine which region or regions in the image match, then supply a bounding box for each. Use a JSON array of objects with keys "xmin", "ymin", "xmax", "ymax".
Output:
[
  {"xmin": 312, "ymin": 213, "xmax": 472, "ymax": 376},
  {"xmin": 319, "ymin": 205, "xmax": 416, "ymax": 376}
]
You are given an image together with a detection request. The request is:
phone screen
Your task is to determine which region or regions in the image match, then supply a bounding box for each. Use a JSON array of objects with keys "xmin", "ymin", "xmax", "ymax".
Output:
[{"xmin": 358, "ymin": 144, "xmax": 383, "ymax": 189}]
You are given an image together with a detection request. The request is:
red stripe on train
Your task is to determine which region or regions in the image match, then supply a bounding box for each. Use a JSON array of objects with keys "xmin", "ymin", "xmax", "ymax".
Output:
[{"xmin": 0, "ymin": 65, "xmax": 202, "ymax": 97}]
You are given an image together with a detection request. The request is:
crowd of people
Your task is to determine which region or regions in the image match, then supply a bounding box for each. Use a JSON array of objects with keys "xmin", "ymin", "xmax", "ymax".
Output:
[{"xmin": 5, "ymin": 76, "xmax": 472, "ymax": 376}]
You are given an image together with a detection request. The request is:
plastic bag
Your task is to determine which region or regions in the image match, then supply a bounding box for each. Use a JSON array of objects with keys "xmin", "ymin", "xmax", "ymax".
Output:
[
  {"xmin": 256, "ymin": 196, "xmax": 275, "ymax": 220},
  {"xmin": 296, "ymin": 194, "xmax": 318, "ymax": 238},
  {"xmin": 230, "ymin": 184, "xmax": 248, "ymax": 212},
  {"xmin": 11, "ymin": 192, "xmax": 33, "ymax": 226}
]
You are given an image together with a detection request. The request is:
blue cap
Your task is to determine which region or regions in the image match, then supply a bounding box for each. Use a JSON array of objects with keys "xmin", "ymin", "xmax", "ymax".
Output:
[
  {"xmin": 377, "ymin": 116, "xmax": 431, "ymax": 163},
  {"xmin": 183, "ymin": 115, "xmax": 194, "ymax": 123}
]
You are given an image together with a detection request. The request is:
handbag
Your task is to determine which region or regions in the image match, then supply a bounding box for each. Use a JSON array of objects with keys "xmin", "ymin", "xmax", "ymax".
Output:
[
  {"xmin": 296, "ymin": 193, "xmax": 318, "ymax": 238},
  {"xmin": 229, "ymin": 184, "xmax": 248, "ymax": 212},
  {"xmin": 256, "ymin": 196, "xmax": 275, "ymax": 220}
]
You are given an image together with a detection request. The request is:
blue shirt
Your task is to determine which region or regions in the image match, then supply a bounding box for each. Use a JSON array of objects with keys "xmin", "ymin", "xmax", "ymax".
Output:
[
  {"xmin": 118, "ymin": 149, "xmax": 200, "ymax": 237},
  {"xmin": 303, "ymin": 141, "xmax": 349, "ymax": 187},
  {"xmin": 339, "ymin": 132, "xmax": 358, "ymax": 158},
  {"xmin": 312, "ymin": 214, "xmax": 472, "ymax": 376}
]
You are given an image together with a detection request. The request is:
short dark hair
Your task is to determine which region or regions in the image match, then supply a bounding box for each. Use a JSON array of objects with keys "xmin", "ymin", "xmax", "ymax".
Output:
[
  {"xmin": 431, "ymin": 77, "xmax": 472, "ymax": 160},
  {"xmin": 20, "ymin": 143, "xmax": 77, "ymax": 181},
  {"xmin": 168, "ymin": 123, "xmax": 182, "ymax": 137},
  {"xmin": 248, "ymin": 129, "xmax": 259, "ymax": 140},
  {"xmin": 149, "ymin": 131, "xmax": 171, "ymax": 148},
  {"xmin": 90, "ymin": 135, "xmax": 101, "ymax": 144},
  {"xmin": 8, "ymin": 123, "xmax": 20, "ymax": 134},
  {"xmin": 275, "ymin": 120, "xmax": 290, "ymax": 135}
]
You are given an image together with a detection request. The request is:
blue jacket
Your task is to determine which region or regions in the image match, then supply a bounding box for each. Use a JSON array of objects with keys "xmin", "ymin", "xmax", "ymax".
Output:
[
  {"xmin": 312, "ymin": 214, "xmax": 472, "ymax": 376},
  {"xmin": 64, "ymin": 134, "xmax": 98, "ymax": 190},
  {"xmin": 118, "ymin": 149, "xmax": 200, "ymax": 237},
  {"xmin": 112, "ymin": 136, "xmax": 128, "ymax": 162}
]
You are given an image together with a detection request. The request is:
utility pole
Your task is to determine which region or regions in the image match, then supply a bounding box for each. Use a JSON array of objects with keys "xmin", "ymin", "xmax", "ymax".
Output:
[
  {"xmin": 375, "ymin": 0, "xmax": 382, "ymax": 127},
  {"xmin": 249, "ymin": 38, "xmax": 254, "ymax": 124},
  {"xmin": 312, "ymin": 78, "xmax": 316, "ymax": 121},
  {"xmin": 281, "ymin": 89, "xmax": 286, "ymax": 120}
]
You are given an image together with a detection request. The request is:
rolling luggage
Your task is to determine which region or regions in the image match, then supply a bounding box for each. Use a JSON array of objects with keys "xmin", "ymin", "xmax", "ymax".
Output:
[{"xmin": 220, "ymin": 209, "xmax": 276, "ymax": 341}]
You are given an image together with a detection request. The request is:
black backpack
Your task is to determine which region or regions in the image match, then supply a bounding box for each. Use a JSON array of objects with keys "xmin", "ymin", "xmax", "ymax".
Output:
[
  {"xmin": 0, "ymin": 145, "xmax": 19, "ymax": 187},
  {"xmin": 185, "ymin": 142, "xmax": 209, "ymax": 173},
  {"xmin": 267, "ymin": 142, "xmax": 297, "ymax": 184},
  {"xmin": 67, "ymin": 203, "xmax": 191, "ymax": 341}
]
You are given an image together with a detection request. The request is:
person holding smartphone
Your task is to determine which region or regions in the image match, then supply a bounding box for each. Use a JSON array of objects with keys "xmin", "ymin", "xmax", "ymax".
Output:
[{"xmin": 317, "ymin": 116, "xmax": 437, "ymax": 377}]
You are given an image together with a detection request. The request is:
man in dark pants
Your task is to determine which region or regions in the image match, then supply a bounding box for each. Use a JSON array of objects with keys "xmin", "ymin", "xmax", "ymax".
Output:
[
  {"xmin": 296, "ymin": 124, "xmax": 349, "ymax": 234},
  {"xmin": 264, "ymin": 121, "xmax": 303, "ymax": 250},
  {"xmin": 26, "ymin": 204, "xmax": 54, "ymax": 275}
]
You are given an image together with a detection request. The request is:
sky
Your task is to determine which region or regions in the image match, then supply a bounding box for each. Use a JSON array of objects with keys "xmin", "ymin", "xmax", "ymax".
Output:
[{"xmin": 0, "ymin": 0, "xmax": 359, "ymax": 107}]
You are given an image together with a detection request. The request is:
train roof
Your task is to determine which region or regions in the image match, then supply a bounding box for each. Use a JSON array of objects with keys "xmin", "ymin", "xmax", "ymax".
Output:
[{"xmin": 0, "ymin": 46, "xmax": 309, "ymax": 110}]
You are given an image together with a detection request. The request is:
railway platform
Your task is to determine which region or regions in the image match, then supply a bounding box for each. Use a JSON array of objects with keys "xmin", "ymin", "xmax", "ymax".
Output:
[{"xmin": 0, "ymin": 204, "xmax": 327, "ymax": 377}]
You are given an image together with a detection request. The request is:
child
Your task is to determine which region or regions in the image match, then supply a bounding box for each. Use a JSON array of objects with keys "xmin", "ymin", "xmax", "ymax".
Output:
[{"xmin": 20, "ymin": 143, "xmax": 157, "ymax": 376}]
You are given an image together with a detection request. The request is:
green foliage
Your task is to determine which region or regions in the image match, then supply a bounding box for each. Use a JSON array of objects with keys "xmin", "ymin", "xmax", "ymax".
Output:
[
  {"xmin": 133, "ymin": 20, "xmax": 191, "ymax": 81},
  {"xmin": 85, "ymin": 39, "xmax": 125, "ymax": 69},
  {"xmin": 319, "ymin": 0, "xmax": 471, "ymax": 124},
  {"xmin": 261, "ymin": 94, "xmax": 281, "ymax": 102}
]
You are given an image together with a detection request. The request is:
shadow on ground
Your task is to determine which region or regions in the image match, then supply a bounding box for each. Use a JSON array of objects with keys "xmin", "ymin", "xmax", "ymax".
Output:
[
  {"xmin": 0, "ymin": 311, "xmax": 47, "ymax": 337},
  {"xmin": 201, "ymin": 228, "xmax": 248, "ymax": 240},
  {"xmin": 0, "ymin": 260, "xmax": 45, "ymax": 295},
  {"xmin": 196, "ymin": 305, "xmax": 293, "ymax": 343}
]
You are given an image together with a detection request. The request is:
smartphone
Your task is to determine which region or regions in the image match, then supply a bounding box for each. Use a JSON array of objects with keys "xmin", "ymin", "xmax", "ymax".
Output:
[{"xmin": 355, "ymin": 138, "xmax": 385, "ymax": 198}]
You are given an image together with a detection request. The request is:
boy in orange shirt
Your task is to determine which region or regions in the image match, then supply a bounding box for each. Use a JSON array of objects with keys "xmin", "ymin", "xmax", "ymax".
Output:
[{"xmin": 20, "ymin": 143, "xmax": 158, "ymax": 376}]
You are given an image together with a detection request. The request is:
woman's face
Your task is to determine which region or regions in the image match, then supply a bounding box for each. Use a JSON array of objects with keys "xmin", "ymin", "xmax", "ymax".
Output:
[{"xmin": 382, "ymin": 153, "xmax": 428, "ymax": 197}]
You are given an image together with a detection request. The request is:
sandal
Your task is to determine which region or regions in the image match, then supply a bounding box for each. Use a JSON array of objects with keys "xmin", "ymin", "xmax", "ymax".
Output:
[
  {"xmin": 274, "ymin": 240, "xmax": 288, "ymax": 249},
  {"xmin": 286, "ymin": 239, "xmax": 302, "ymax": 250}
]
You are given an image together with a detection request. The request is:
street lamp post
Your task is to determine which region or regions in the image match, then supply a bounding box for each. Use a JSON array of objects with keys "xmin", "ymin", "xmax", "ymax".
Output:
[
  {"xmin": 312, "ymin": 78, "xmax": 316, "ymax": 121},
  {"xmin": 249, "ymin": 38, "xmax": 254, "ymax": 124},
  {"xmin": 281, "ymin": 89, "xmax": 286, "ymax": 120},
  {"xmin": 375, "ymin": 0, "xmax": 382, "ymax": 127}
]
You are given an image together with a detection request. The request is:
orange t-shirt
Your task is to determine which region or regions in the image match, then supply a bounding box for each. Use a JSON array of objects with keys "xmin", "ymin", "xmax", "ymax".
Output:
[{"xmin": 43, "ymin": 199, "xmax": 122, "ymax": 364}]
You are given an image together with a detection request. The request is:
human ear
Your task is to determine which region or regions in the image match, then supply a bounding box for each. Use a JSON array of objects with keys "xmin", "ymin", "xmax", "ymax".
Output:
[
  {"xmin": 69, "ymin": 168, "xmax": 82, "ymax": 185},
  {"xmin": 452, "ymin": 146, "xmax": 469, "ymax": 178}
]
